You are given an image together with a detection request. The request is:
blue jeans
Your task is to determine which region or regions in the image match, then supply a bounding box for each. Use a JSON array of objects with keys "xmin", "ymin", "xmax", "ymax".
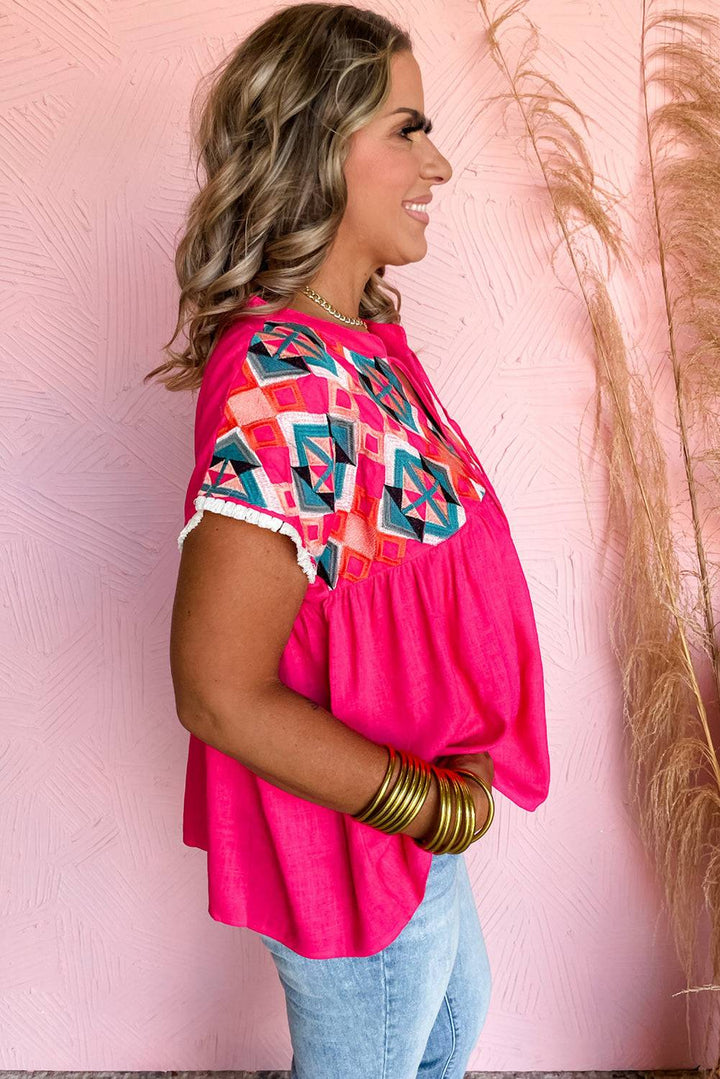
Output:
[{"xmin": 258, "ymin": 851, "xmax": 492, "ymax": 1078}]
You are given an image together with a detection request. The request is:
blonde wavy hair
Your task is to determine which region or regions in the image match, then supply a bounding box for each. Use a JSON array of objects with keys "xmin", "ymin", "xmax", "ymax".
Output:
[{"xmin": 145, "ymin": 2, "xmax": 413, "ymax": 394}]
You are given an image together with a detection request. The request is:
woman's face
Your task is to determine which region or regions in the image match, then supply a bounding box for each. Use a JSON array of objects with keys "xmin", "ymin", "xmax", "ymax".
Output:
[{"xmin": 340, "ymin": 49, "xmax": 453, "ymax": 272}]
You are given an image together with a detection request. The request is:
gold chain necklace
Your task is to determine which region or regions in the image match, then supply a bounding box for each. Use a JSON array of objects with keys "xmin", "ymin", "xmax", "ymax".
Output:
[{"xmin": 301, "ymin": 285, "xmax": 368, "ymax": 328}]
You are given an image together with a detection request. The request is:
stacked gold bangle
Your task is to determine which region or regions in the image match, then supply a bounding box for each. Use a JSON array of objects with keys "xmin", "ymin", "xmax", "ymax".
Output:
[{"xmin": 352, "ymin": 744, "xmax": 494, "ymax": 854}]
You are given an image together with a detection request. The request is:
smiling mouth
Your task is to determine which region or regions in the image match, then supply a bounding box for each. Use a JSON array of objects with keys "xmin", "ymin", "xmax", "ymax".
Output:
[{"xmin": 402, "ymin": 204, "xmax": 430, "ymax": 224}]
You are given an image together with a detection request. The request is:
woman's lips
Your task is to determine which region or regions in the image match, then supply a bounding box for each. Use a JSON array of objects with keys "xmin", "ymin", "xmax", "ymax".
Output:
[{"xmin": 402, "ymin": 204, "xmax": 430, "ymax": 224}]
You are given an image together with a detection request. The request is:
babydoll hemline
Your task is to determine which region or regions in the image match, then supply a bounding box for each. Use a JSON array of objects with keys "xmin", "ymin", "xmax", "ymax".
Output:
[{"xmin": 183, "ymin": 835, "xmax": 435, "ymax": 959}]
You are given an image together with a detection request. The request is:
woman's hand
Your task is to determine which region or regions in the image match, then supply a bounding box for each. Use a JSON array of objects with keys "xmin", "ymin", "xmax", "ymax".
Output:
[{"xmin": 432, "ymin": 751, "xmax": 494, "ymax": 830}]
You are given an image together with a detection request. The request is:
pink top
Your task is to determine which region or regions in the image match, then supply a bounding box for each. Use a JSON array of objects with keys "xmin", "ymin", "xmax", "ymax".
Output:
[{"xmin": 178, "ymin": 293, "xmax": 551, "ymax": 958}]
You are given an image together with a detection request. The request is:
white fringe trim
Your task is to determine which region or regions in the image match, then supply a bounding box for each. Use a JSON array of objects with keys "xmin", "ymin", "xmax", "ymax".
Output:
[{"xmin": 177, "ymin": 494, "xmax": 318, "ymax": 584}]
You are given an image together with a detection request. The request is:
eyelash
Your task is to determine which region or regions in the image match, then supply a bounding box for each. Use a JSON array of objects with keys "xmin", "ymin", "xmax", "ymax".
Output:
[{"xmin": 399, "ymin": 121, "xmax": 433, "ymax": 141}]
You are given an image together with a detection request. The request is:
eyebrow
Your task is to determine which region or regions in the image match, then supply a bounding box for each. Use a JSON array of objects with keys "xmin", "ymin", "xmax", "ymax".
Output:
[{"xmin": 388, "ymin": 107, "xmax": 433, "ymax": 132}]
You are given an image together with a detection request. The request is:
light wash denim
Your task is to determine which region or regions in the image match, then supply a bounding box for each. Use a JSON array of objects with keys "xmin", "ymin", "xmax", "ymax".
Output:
[{"xmin": 258, "ymin": 850, "xmax": 492, "ymax": 1078}]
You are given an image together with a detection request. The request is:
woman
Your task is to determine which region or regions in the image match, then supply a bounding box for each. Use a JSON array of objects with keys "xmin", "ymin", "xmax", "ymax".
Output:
[{"xmin": 148, "ymin": 4, "xmax": 551, "ymax": 1076}]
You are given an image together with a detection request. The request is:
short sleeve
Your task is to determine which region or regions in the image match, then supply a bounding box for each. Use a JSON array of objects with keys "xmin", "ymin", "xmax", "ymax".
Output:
[{"xmin": 177, "ymin": 321, "xmax": 355, "ymax": 587}]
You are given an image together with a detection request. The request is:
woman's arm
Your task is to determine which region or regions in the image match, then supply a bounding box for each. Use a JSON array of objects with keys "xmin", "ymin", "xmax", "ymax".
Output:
[{"xmin": 170, "ymin": 510, "xmax": 446, "ymax": 841}]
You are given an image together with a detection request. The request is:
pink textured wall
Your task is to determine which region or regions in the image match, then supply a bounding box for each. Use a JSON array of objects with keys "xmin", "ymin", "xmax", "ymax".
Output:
[{"xmin": 2, "ymin": 0, "xmax": 704, "ymax": 1070}]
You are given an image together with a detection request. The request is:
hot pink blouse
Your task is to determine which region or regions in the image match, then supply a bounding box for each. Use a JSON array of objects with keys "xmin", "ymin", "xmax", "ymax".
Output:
[{"xmin": 178, "ymin": 293, "xmax": 551, "ymax": 958}]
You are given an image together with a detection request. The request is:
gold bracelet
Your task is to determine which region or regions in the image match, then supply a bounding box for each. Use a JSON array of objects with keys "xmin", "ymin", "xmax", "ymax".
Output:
[
  {"xmin": 438, "ymin": 770, "xmax": 460, "ymax": 853},
  {"xmin": 414, "ymin": 769, "xmax": 477, "ymax": 854},
  {"xmin": 355, "ymin": 746, "xmax": 428, "ymax": 835},
  {"xmin": 452, "ymin": 774, "xmax": 476, "ymax": 853},
  {"xmin": 374, "ymin": 749, "xmax": 430, "ymax": 833},
  {"xmin": 455, "ymin": 768, "xmax": 495, "ymax": 839},
  {"xmin": 372, "ymin": 748, "xmax": 411, "ymax": 832},
  {"xmin": 446, "ymin": 776, "xmax": 470, "ymax": 850},
  {"xmin": 351, "ymin": 744, "xmax": 486, "ymax": 854},
  {"xmin": 417, "ymin": 767, "xmax": 451, "ymax": 852},
  {"xmin": 353, "ymin": 744, "xmax": 397, "ymax": 824}
]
